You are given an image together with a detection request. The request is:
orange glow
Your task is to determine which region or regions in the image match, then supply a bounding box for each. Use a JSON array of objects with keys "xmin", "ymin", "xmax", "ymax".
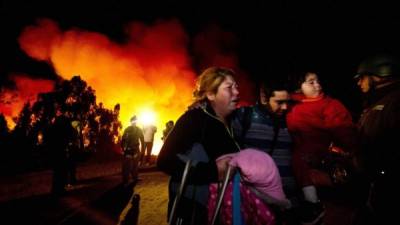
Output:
[
  {"xmin": 0, "ymin": 74, "xmax": 54, "ymax": 129},
  {"xmin": 18, "ymin": 18, "xmax": 196, "ymax": 154},
  {"xmin": 137, "ymin": 108, "xmax": 157, "ymax": 126},
  {"xmin": 13, "ymin": 18, "xmax": 256, "ymax": 155}
]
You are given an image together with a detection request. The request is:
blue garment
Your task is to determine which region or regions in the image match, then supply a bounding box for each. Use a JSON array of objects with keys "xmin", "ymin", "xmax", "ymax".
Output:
[
  {"xmin": 232, "ymin": 105, "xmax": 298, "ymax": 200},
  {"xmin": 232, "ymin": 172, "xmax": 244, "ymax": 225}
]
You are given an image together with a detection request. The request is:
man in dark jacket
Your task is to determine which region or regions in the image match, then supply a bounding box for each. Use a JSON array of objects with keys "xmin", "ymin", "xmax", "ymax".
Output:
[
  {"xmin": 233, "ymin": 80, "xmax": 302, "ymax": 224},
  {"xmin": 354, "ymin": 54, "xmax": 400, "ymax": 225},
  {"xmin": 121, "ymin": 116, "xmax": 144, "ymax": 184}
]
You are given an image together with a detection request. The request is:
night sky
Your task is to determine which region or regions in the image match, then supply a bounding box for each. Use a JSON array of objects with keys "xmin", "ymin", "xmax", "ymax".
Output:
[{"xmin": 2, "ymin": 0, "xmax": 400, "ymax": 114}]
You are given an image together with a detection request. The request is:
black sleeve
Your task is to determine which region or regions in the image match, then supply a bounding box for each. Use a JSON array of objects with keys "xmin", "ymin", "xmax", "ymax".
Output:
[
  {"xmin": 156, "ymin": 110, "xmax": 202, "ymax": 177},
  {"xmin": 121, "ymin": 128, "xmax": 127, "ymax": 148},
  {"xmin": 157, "ymin": 109, "xmax": 223, "ymax": 184}
]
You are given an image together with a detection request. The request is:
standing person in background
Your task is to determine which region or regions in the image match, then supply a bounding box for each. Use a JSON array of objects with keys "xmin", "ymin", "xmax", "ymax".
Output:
[
  {"xmin": 66, "ymin": 116, "xmax": 81, "ymax": 188},
  {"xmin": 142, "ymin": 123, "xmax": 157, "ymax": 166},
  {"xmin": 121, "ymin": 115, "xmax": 144, "ymax": 185},
  {"xmin": 286, "ymin": 71, "xmax": 359, "ymax": 225},
  {"xmin": 48, "ymin": 108, "xmax": 76, "ymax": 196},
  {"xmin": 161, "ymin": 120, "xmax": 174, "ymax": 142},
  {"xmin": 157, "ymin": 67, "xmax": 240, "ymax": 225},
  {"xmin": 353, "ymin": 54, "xmax": 400, "ymax": 225}
]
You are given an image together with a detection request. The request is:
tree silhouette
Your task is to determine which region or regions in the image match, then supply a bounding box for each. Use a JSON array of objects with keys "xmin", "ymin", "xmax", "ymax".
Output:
[{"xmin": 3, "ymin": 75, "xmax": 121, "ymax": 174}]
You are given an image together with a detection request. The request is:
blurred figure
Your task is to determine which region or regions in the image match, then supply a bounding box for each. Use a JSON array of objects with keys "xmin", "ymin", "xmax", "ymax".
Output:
[
  {"xmin": 157, "ymin": 67, "xmax": 240, "ymax": 225},
  {"xmin": 354, "ymin": 54, "xmax": 400, "ymax": 225},
  {"xmin": 48, "ymin": 108, "xmax": 76, "ymax": 195},
  {"xmin": 142, "ymin": 123, "xmax": 157, "ymax": 165},
  {"xmin": 161, "ymin": 120, "xmax": 174, "ymax": 141},
  {"xmin": 66, "ymin": 117, "xmax": 81, "ymax": 187},
  {"xmin": 121, "ymin": 116, "xmax": 144, "ymax": 185}
]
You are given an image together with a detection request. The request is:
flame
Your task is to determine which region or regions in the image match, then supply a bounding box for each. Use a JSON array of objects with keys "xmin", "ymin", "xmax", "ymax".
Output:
[
  {"xmin": 18, "ymin": 18, "xmax": 195, "ymax": 155},
  {"xmin": 137, "ymin": 108, "xmax": 157, "ymax": 126},
  {"xmin": 0, "ymin": 74, "xmax": 54, "ymax": 128},
  {"xmin": 15, "ymin": 18, "xmax": 256, "ymax": 155}
]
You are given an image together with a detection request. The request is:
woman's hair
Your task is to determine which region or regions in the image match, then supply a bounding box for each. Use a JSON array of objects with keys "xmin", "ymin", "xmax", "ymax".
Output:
[{"xmin": 192, "ymin": 67, "xmax": 236, "ymax": 104}]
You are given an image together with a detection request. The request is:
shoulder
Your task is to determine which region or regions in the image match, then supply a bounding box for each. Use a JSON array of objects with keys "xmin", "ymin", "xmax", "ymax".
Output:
[
  {"xmin": 323, "ymin": 96, "xmax": 348, "ymax": 111},
  {"xmin": 124, "ymin": 126, "xmax": 132, "ymax": 131},
  {"xmin": 174, "ymin": 108, "xmax": 207, "ymax": 127},
  {"xmin": 234, "ymin": 106, "xmax": 253, "ymax": 118},
  {"xmin": 182, "ymin": 107, "xmax": 206, "ymax": 119}
]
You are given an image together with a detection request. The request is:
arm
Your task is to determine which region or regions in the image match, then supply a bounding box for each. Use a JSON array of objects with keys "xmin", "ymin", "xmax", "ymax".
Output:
[
  {"xmin": 121, "ymin": 128, "xmax": 127, "ymax": 149},
  {"xmin": 157, "ymin": 109, "xmax": 222, "ymax": 184},
  {"xmin": 156, "ymin": 110, "xmax": 201, "ymax": 177},
  {"xmin": 323, "ymin": 99, "xmax": 359, "ymax": 153},
  {"xmin": 139, "ymin": 128, "xmax": 145, "ymax": 153}
]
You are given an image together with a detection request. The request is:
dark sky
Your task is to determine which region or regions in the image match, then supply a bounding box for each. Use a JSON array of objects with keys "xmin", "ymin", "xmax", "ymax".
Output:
[{"xmin": 2, "ymin": 0, "xmax": 400, "ymax": 112}]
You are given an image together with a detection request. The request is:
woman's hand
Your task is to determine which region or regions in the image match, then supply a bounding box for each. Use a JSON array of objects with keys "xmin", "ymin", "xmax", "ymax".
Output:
[{"xmin": 216, "ymin": 156, "xmax": 233, "ymax": 181}]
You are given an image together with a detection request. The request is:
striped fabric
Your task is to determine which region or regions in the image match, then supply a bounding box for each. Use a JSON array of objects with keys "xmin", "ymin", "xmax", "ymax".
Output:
[{"xmin": 232, "ymin": 105, "xmax": 298, "ymax": 199}]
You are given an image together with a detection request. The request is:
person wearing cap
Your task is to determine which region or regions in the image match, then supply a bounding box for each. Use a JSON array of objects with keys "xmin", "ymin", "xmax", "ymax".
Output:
[
  {"xmin": 121, "ymin": 115, "xmax": 145, "ymax": 184},
  {"xmin": 354, "ymin": 54, "xmax": 400, "ymax": 225}
]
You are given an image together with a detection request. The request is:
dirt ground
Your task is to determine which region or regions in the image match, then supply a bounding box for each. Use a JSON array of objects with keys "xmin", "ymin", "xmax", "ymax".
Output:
[
  {"xmin": 0, "ymin": 160, "xmax": 171, "ymax": 225},
  {"xmin": 133, "ymin": 171, "xmax": 169, "ymax": 225}
]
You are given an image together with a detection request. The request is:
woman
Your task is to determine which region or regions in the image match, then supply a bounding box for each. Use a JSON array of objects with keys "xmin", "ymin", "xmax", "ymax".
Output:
[
  {"xmin": 286, "ymin": 71, "xmax": 359, "ymax": 225},
  {"xmin": 157, "ymin": 67, "xmax": 241, "ymax": 225}
]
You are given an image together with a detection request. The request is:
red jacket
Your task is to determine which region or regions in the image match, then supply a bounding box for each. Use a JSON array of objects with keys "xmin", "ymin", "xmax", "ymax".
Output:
[{"xmin": 286, "ymin": 93, "xmax": 357, "ymax": 187}]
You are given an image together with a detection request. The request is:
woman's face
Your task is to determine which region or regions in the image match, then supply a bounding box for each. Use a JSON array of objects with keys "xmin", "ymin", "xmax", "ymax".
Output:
[
  {"xmin": 301, "ymin": 72, "xmax": 322, "ymax": 98},
  {"xmin": 207, "ymin": 75, "xmax": 240, "ymax": 118}
]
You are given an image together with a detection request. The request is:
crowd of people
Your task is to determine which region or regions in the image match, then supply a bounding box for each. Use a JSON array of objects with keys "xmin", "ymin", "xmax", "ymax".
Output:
[
  {"xmin": 44, "ymin": 54, "xmax": 398, "ymax": 224},
  {"xmin": 155, "ymin": 54, "xmax": 400, "ymax": 225}
]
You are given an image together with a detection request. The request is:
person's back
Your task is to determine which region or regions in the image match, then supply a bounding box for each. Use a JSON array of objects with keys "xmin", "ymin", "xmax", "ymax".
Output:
[
  {"xmin": 121, "ymin": 116, "xmax": 144, "ymax": 184},
  {"xmin": 142, "ymin": 124, "xmax": 157, "ymax": 165},
  {"xmin": 143, "ymin": 125, "xmax": 156, "ymax": 142},
  {"xmin": 122, "ymin": 125, "xmax": 142, "ymax": 154}
]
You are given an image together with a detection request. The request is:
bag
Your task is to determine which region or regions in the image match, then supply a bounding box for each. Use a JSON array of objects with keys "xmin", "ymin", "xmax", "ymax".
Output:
[{"xmin": 310, "ymin": 143, "xmax": 354, "ymax": 187}]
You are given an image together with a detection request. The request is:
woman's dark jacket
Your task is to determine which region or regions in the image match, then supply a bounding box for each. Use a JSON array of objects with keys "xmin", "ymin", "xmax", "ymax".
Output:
[{"xmin": 157, "ymin": 104, "xmax": 240, "ymax": 184}]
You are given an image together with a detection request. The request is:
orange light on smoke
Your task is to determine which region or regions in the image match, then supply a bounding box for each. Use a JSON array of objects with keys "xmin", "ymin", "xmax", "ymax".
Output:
[
  {"xmin": 17, "ymin": 19, "xmax": 196, "ymax": 155},
  {"xmin": 0, "ymin": 75, "xmax": 54, "ymax": 129},
  {"xmin": 7, "ymin": 18, "xmax": 257, "ymax": 156}
]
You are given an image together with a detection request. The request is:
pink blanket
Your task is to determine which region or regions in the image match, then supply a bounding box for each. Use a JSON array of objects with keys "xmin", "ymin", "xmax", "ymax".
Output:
[
  {"xmin": 207, "ymin": 149, "xmax": 288, "ymax": 225},
  {"xmin": 208, "ymin": 182, "xmax": 275, "ymax": 225},
  {"xmin": 218, "ymin": 148, "xmax": 287, "ymax": 202}
]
